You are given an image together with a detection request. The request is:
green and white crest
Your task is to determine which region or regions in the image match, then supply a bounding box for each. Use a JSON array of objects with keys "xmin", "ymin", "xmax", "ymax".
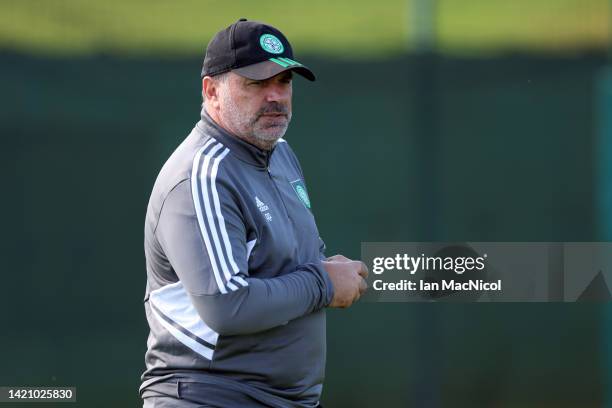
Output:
[
  {"xmin": 290, "ymin": 179, "xmax": 311, "ymax": 209},
  {"xmin": 260, "ymin": 34, "xmax": 284, "ymax": 54}
]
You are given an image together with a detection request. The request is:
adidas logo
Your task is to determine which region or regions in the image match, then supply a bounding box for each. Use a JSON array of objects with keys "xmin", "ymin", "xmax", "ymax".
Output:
[
  {"xmin": 255, "ymin": 196, "xmax": 269, "ymax": 212},
  {"xmin": 255, "ymin": 196, "xmax": 272, "ymax": 222}
]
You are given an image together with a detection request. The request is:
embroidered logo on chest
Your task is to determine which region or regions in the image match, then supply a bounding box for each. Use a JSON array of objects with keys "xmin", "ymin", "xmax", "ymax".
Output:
[
  {"xmin": 289, "ymin": 179, "xmax": 311, "ymax": 209},
  {"xmin": 255, "ymin": 196, "xmax": 272, "ymax": 222}
]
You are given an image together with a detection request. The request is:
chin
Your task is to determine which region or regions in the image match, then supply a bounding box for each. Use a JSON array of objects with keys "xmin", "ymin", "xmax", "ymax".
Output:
[{"xmin": 254, "ymin": 126, "xmax": 288, "ymax": 142}]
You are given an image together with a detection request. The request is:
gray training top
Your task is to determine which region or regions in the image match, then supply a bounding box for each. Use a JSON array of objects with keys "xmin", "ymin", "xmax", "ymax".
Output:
[{"xmin": 140, "ymin": 110, "xmax": 335, "ymax": 407}]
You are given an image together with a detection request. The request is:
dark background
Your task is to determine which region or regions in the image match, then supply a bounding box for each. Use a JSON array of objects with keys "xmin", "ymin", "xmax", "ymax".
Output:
[{"xmin": 2, "ymin": 51, "xmax": 611, "ymax": 406}]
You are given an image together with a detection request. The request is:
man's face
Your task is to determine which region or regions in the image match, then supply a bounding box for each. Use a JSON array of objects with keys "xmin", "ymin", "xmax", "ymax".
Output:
[{"xmin": 217, "ymin": 70, "xmax": 293, "ymax": 148}]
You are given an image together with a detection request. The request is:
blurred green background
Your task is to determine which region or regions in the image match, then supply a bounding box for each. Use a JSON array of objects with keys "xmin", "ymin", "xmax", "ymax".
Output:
[{"xmin": 2, "ymin": 0, "xmax": 612, "ymax": 407}]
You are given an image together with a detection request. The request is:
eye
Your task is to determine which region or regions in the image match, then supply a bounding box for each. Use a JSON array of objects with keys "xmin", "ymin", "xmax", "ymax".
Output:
[{"xmin": 248, "ymin": 80, "xmax": 263, "ymax": 86}]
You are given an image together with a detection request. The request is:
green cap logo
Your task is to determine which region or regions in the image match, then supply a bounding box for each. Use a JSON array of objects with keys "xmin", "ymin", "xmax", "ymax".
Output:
[
  {"xmin": 290, "ymin": 180, "xmax": 311, "ymax": 209},
  {"xmin": 260, "ymin": 34, "xmax": 284, "ymax": 54}
]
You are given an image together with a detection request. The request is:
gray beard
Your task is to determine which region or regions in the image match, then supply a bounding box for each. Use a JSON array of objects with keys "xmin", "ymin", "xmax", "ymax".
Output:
[{"xmin": 221, "ymin": 93, "xmax": 291, "ymax": 149}]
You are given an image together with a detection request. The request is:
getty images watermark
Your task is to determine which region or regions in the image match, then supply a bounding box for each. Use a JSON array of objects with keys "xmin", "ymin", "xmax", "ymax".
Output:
[
  {"xmin": 361, "ymin": 242, "xmax": 612, "ymax": 302},
  {"xmin": 372, "ymin": 252, "xmax": 500, "ymax": 292}
]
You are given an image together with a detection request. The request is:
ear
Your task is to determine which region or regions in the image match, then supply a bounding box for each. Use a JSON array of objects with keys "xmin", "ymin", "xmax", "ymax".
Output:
[{"xmin": 202, "ymin": 76, "xmax": 220, "ymax": 108}]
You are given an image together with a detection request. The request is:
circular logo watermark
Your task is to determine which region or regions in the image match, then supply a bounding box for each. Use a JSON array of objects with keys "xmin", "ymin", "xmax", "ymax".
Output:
[{"xmin": 260, "ymin": 34, "xmax": 284, "ymax": 54}]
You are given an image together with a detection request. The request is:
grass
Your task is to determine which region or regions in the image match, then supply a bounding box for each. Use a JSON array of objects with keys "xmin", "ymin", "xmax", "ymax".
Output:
[{"xmin": 0, "ymin": 0, "xmax": 608, "ymax": 57}]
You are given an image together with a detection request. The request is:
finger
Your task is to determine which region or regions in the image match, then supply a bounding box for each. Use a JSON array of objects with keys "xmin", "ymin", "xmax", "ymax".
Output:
[
  {"xmin": 349, "ymin": 283, "xmax": 362, "ymax": 305},
  {"xmin": 356, "ymin": 261, "xmax": 369, "ymax": 279},
  {"xmin": 326, "ymin": 254, "xmax": 351, "ymax": 263},
  {"xmin": 359, "ymin": 278, "xmax": 368, "ymax": 295},
  {"xmin": 352, "ymin": 290, "xmax": 361, "ymax": 305}
]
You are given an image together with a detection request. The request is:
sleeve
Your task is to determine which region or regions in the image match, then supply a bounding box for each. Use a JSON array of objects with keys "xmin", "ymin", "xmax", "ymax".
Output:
[
  {"xmin": 319, "ymin": 236, "xmax": 327, "ymax": 261},
  {"xmin": 155, "ymin": 177, "xmax": 334, "ymax": 336}
]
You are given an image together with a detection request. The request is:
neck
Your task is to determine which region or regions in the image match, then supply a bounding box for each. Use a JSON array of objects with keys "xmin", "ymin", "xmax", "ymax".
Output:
[{"xmin": 242, "ymin": 136, "xmax": 276, "ymax": 152}]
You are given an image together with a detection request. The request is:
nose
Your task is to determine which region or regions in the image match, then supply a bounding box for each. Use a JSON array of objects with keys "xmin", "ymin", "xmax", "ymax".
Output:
[{"xmin": 265, "ymin": 81, "xmax": 291, "ymax": 103}]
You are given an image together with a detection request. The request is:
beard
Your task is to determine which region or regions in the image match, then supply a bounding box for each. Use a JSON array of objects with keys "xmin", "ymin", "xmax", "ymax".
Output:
[
  {"xmin": 251, "ymin": 102, "xmax": 292, "ymax": 143},
  {"xmin": 221, "ymin": 92, "xmax": 292, "ymax": 148}
]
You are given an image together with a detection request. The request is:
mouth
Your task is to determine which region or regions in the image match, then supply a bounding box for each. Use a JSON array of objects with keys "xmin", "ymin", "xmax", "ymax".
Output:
[
  {"xmin": 257, "ymin": 113, "xmax": 288, "ymax": 124},
  {"xmin": 255, "ymin": 114, "xmax": 289, "ymax": 130}
]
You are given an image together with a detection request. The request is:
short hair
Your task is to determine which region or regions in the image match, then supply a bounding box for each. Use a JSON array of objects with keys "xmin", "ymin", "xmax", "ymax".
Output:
[{"xmin": 202, "ymin": 71, "xmax": 231, "ymax": 102}]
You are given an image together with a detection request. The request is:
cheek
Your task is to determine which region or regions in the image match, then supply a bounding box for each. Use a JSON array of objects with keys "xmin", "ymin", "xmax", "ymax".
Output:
[
  {"xmin": 237, "ymin": 92, "xmax": 263, "ymax": 112},
  {"xmin": 286, "ymin": 90, "xmax": 293, "ymax": 109}
]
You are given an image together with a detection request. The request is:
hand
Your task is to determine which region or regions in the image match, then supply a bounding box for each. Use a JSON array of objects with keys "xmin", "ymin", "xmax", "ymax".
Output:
[
  {"xmin": 326, "ymin": 254, "xmax": 351, "ymax": 263},
  {"xmin": 322, "ymin": 256, "xmax": 369, "ymax": 308}
]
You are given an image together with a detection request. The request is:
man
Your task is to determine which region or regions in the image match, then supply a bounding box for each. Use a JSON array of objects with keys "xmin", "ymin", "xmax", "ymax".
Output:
[{"xmin": 141, "ymin": 18, "xmax": 368, "ymax": 408}]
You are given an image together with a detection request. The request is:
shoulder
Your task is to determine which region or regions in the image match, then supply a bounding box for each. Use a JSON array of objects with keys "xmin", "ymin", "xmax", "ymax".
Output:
[
  {"xmin": 148, "ymin": 127, "xmax": 216, "ymax": 218},
  {"xmin": 273, "ymin": 137, "xmax": 298, "ymax": 163},
  {"xmin": 189, "ymin": 137, "xmax": 241, "ymax": 199},
  {"xmin": 272, "ymin": 137, "xmax": 305, "ymax": 177},
  {"xmin": 275, "ymin": 137, "xmax": 291, "ymax": 153},
  {"xmin": 190, "ymin": 137, "xmax": 233, "ymax": 179}
]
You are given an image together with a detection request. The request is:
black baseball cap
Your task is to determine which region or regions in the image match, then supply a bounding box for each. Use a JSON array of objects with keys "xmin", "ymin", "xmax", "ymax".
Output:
[{"xmin": 201, "ymin": 18, "xmax": 316, "ymax": 81}]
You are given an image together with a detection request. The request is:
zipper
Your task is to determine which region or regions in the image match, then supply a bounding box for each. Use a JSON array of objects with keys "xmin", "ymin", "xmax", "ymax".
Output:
[
  {"xmin": 267, "ymin": 166, "xmax": 300, "ymax": 256},
  {"xmin": 267, "ymin": 167, "xmax": 292, "ymax": 223}
]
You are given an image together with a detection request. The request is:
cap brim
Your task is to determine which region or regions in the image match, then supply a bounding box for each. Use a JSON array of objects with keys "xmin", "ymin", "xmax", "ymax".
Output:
[{"xmin": 233, "ymin": 58, "xmax": 316, "ymax": 81}]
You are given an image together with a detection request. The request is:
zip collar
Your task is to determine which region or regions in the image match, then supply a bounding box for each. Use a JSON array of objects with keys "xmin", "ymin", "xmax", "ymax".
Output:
[{"xmin": 197, "ymin": 109, "xmax": 275, "ymax": 169}]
